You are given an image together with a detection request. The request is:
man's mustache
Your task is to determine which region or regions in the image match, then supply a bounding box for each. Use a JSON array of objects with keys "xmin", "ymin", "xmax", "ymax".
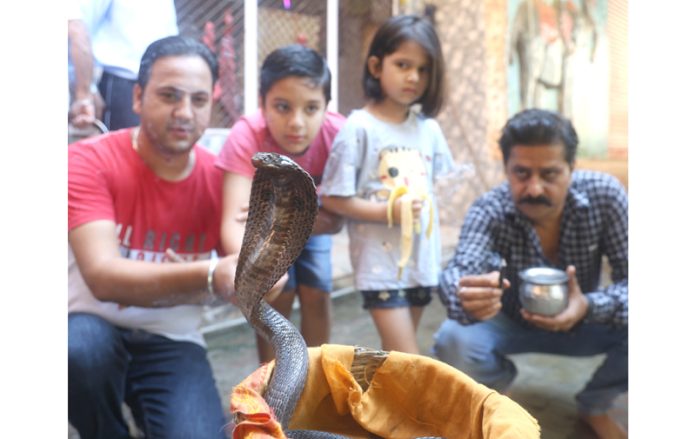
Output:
[{"xmin": 519, "ymin": 196, "xmax": 552, "ymax": 206}]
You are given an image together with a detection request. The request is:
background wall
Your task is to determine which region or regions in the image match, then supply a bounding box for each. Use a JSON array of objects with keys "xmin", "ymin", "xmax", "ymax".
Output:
[{"xmin": 175, "ymin": 0, "xmax": 628, "ymax": 228}]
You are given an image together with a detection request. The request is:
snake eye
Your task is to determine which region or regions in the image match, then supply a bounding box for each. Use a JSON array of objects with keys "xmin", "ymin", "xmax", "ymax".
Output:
[{"xmin": 388, "ymin": 167, "xmax": 399, "ymax": 178}]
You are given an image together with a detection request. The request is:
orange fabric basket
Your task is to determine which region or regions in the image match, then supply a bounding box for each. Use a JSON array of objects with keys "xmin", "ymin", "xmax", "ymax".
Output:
[{"xmin": 230, "ymin": 344, "xmax": 540, "ymax": 439}]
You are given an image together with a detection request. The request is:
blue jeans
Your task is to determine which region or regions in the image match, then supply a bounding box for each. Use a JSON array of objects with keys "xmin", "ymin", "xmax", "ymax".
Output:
[
  {"xmin": 432, "ymin": 314, "xmax": 627, "ymax": 415},
  {"xmin": 68, "ymin": 313, "xmax": 227, "ymax": 439},
  {"xmin": 283, "ymin": 234, "xmax": 333, "ymax": 293}
]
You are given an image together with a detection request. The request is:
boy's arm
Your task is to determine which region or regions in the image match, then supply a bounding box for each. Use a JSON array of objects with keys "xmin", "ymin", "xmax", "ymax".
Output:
[
  {"xmin": 312, "ymin": 207, "xmax": 345, "ymax": 235},
  {"xmin": 221, "ymin": 172, "xmax": 252, "ymax": 256},
  {"xmin": 69, "ymin": 220, "xmax": 237, "ymax": 307}
]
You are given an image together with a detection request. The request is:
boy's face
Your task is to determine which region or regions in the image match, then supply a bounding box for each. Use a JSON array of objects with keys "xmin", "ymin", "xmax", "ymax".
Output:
[{"xmin": 261, "ymin": 76, "xmax": 328, "ymax": 155}]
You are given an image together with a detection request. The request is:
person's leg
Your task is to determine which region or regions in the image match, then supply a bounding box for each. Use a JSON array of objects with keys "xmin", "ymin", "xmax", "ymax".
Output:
[
  {"xmin": 98, "ymin": 72, "xmax": 140, "ymax": 130},
  {"xmin": 297, "ymin": 284, "xmax": 331, "ymax": 346},
  {"xmin": 293, "ymin": 234, "xmax": 333, "ymax": 347},
  {"xmin": 566, "ymin": 325, "xmax": 628, "ymax": 416},
  {"xmin": 370, "ymin": 307, "xmax": 420, "ymax": 353},
  {"xmin": 560, "ymin": 324, "xmax": 628, "ymax": 439},
  {"xmin": 123, "ymin": 330, "xmax": 227, "ymax": 439},
  {"xmin": 68, "ymin": 313, "xmax": 132, "ymax": 439},
  {"xmin": 362, "ymin": 288, "xmax": 419, "ymax": 353},
  {"xmin": 434, "ymin": 315, "xmax": 628, "ymax": 438},
  {"xmin": 409, "ymin": 306, "xmax": 425, "ymax": 330},
  {"xmin": 406, "ymin": 286, "xmax": 436, "ymax": 330},
  {"xmin": 502, "ymin": 321, "xmax": 628, "ymax": 415},
  {"xmin": 432, "ymin": 315, "xmax": 519, "ymax": 392}
]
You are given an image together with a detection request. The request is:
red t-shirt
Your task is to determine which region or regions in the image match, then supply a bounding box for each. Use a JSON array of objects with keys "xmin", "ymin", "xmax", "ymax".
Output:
[
  {"xmin": 215, "ymin": 109, "xmax": 345, "ymax": 186},
  {"xmin": 69, "ymin": 129, "xmax": 223, "ymax": 260}
]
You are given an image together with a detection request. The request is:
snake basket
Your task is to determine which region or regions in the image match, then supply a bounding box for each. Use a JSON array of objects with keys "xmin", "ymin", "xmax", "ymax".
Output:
[{"xmin": 230, "ymin": 344, "xmax": 540, "ymax": 438}]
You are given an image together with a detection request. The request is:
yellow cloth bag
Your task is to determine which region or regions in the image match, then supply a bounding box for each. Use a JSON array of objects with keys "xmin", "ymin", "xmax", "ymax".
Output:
[{"xmin": 230, "ymin": 344, "xmax": 540, "ymax": 438}]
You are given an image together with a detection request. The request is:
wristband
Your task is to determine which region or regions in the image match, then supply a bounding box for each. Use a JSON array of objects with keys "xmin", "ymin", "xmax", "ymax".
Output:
[{"xmin": 207, "ymin": 258, "xmax": 219, "ymax": 301}]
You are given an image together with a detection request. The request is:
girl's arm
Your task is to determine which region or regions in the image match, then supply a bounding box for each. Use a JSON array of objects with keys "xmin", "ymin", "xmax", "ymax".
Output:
[{"xmin": 321, "ymin": 194, "xmax": 421, "ymax": 224}]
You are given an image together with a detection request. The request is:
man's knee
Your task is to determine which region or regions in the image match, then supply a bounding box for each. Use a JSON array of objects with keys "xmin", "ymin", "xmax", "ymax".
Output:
[
  {"xmin": 433, "ymin": 319, "xmax": 516, "ymax": 389},
  {"xmin": 68, "ymin": 313, "xmax": 125, "ymax": 380},
  {"xmin": 433, "ymin": 319, "xmax": 482, "ymax": 366}
]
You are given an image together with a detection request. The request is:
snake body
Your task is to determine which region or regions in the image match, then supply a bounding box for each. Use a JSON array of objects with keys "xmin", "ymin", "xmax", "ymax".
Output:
[{"xmin": 234, "ymin": 152, "xmax": 317, "ymax": 429}]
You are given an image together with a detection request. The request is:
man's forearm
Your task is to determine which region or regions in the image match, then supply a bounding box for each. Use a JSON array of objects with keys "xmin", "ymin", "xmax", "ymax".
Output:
[
  {"xmin": 68, "ymin": 19, "xmax": 94, "ymax": 101},
  {"xmin": 83, "ymin": 258, "xmax": 216, "ymax": 307}
]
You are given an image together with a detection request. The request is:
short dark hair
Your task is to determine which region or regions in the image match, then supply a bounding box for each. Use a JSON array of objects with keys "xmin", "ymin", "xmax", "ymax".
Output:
[
  {"xmin": 137, "ymin": 36, "xmax": 219, "ymax": 89},
  {"xmin": 498, "ymin": 108, "xmax": 579, "ymax": 165},
  {"xmin": 362, "ymin": 14, "xmax": 445, "ymax": 117},
  {"xmin": 259, "ymin": 44, "xmax": 331, "ymax": 104}
]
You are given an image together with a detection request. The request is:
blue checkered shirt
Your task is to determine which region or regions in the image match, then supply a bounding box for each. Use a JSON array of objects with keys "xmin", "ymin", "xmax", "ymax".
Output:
[{"xmin": 438, "ymin": 170, "xmax": 628, "ymax": 327}]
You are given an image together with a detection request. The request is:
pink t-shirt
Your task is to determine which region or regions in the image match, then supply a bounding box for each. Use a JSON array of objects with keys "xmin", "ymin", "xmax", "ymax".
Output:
[{"xmin": 215, "ymin": 110, "xmax": 345, "ymax": 185}]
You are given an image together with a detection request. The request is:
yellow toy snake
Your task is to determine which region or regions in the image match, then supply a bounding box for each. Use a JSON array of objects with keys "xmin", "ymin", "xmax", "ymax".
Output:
[{"xmin": 377, "ymin": 147, "xmax": 433, "ymax": 279}]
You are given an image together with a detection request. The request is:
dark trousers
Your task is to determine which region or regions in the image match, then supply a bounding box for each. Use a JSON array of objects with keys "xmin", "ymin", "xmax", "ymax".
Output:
[
  {"xmin": 98, "ymin": 71, "xmax": 140, "ymax": 130},
  {"xmin": 68, "ymin": 313, "xmax": 228, "ymax": 439}
]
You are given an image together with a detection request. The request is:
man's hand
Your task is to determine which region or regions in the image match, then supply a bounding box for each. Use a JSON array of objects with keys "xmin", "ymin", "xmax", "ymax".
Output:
[
  {"xmin": 521, "ymin": 265, "xmax": 589, "ymax": 332},
  {"xmin": 69, "ymin": 91, "xmax": 105, "ymax": 129},
  {"xmin": 457, "ymin": 271, "xmax": 510, "ymax": 321},
  {"xmin": 212, "ymin": 254, "xmax": 239, "ymax": 305}
]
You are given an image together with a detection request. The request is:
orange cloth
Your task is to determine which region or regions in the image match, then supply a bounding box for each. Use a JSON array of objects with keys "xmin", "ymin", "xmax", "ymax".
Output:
[
  {"xmin": 229, "ymin": 362, "xmax": 284, "ymax": 439},
  {"xmin": 230, "ymin": 345, "xmax": 540, "ymax": 438}
]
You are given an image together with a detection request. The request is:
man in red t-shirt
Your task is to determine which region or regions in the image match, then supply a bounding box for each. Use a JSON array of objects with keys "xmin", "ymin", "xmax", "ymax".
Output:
[{"xmin": 68, "ymin": 36, "xmax": 276, "ymax": 439}]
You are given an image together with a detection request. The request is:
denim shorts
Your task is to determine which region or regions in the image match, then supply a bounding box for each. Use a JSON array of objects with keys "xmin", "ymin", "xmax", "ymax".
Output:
[
  {"xmin": 360, "ymin": 285, "xmax": 436, "ymax": 309},
  {"xmin": 283, "ymin": 234, "xmax": 333, "ymax": 293}
]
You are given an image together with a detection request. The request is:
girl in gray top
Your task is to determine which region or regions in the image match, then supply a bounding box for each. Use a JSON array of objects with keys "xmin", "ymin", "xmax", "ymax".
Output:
[{"xmin": 321, "ymin": 15, "xmax": 454, "ymax": 354}]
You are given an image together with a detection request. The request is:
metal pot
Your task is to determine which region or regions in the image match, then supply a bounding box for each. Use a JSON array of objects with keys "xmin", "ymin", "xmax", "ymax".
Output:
[{"xmin": 518, "ymin": 267, "xmax": 569, "ymax": 316}]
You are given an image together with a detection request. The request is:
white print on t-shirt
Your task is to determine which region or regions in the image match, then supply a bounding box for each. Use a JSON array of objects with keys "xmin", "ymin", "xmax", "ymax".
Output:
[
  {"xmin": 119, "ymin": 246, "xmax": 210, "ymax": 263},
  {"xmin": 115, "ymin": 223, "xmax": 212, "ymax": 262}
]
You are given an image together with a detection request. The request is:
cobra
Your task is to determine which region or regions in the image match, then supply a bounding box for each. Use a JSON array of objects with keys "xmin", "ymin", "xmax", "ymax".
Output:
[{"xmin": 235, "ymin": 152, "xmax": 442, "ymax": 439}]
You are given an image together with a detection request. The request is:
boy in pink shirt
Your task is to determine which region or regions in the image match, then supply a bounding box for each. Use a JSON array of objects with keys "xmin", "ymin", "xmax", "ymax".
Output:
[{"xmin": 216, "ymin": 45, "xmax": 345, "ymax": 362}]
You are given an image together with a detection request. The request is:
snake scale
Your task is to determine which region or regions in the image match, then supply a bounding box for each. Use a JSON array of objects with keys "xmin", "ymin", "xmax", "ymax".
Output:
[{"xmin": 235, "ymin": 152, "xmax": 442, "ymax": 439}]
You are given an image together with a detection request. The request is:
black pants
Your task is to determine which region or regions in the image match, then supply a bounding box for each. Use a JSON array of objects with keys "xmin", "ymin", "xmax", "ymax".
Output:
[{"xmin": 98, "ymin": 71, "xmax": 140, "ymax": 130}]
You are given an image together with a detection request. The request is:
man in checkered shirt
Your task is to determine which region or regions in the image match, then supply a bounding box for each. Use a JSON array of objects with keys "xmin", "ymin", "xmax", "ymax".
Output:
[{"xmin": 434, "ymin": 109, "xmax": 627, "ymax": 439}]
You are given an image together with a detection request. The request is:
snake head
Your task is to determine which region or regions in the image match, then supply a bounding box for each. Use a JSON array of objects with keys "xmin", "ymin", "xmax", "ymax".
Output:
[{"xmin": 252, "ymin": 152, "xmax": 304, "ymax": 175}]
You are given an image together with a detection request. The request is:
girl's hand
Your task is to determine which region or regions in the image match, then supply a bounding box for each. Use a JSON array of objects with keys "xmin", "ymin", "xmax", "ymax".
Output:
[{"xmin": 392, "ymin": 196, "xmax": 423, "ymax": 223}]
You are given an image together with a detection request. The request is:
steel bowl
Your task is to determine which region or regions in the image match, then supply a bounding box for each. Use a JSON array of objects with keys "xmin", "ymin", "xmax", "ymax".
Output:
[{"xmin": 518, "ymin": 267, "xmax": 569, "ymax": 316}]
